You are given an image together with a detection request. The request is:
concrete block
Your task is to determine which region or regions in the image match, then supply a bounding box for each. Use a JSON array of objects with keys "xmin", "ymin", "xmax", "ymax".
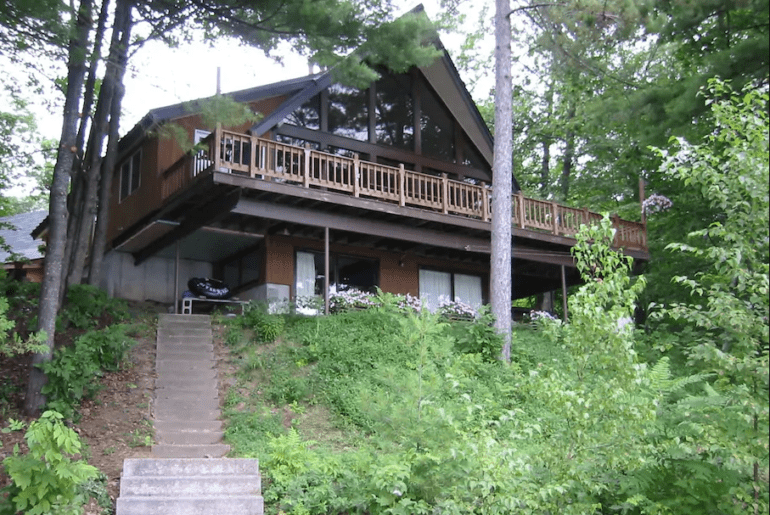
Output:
[
  {"xmin": 122, "ymin": 458, "xmax": 258, "ymax": 477},
  {"xmin": 150, "ymin": 443, "xmax": 231, "ymax": 458},
  {"xmin": 116, "ymin": 495, "xmax": 263, "ymax": 515}
]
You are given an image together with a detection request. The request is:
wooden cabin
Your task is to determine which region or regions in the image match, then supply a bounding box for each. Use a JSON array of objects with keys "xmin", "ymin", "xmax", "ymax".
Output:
[{"xmin": 101, "ymin": 42, "xmax": 648, "ymax": 313}]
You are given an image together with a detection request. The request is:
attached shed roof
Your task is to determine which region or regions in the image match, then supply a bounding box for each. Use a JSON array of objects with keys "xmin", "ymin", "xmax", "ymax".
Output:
[{"xmin": 0, "ymin": 210, "xmax": 48, "ymax": 262}]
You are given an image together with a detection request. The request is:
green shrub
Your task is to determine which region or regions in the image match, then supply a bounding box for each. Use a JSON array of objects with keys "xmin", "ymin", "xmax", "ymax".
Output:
[
  {"xmin": 445, "ymin": 306, "xmax": 502, "ymax": 363},
  {"xmin": 0, "ymin": 411, "xmax": 97, "ymax": 515},
  {"xmin": 241, "ymin": 303, "xmax": 285, "ymax": 343},
  {"xmin": 60, "ymin": 284, "xmax": 128, "ymax": 330},
  {"xmin": 39, "ymin": 324, "xmax": 136, "ymax": 420}
]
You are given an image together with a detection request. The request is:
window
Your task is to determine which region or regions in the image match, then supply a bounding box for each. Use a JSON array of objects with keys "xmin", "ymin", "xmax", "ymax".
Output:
[
  {"xmin": 328, "ymin": 84, "xmax": 368, "ymax": 141},
  {"xmin": 419, "ymin": 269, "xmax": 483, "ymax": 312},
  {"xmin": 374, "ymin": 72, "xmax": 414, "ymax": 150},
  {"xmin": 287, "ymin": 94, "xmax": 321, "ymax": 130},
  {"xmin": 420, "ymin": 83, "xmax": 455, "ymax": 161},
  {"xmin": 119, "ymin": 150, "xmax": 141, "ymax": 201},
  {"xmin": 295, "ymin": 250, "xmax": 379, "ymax": 311}
]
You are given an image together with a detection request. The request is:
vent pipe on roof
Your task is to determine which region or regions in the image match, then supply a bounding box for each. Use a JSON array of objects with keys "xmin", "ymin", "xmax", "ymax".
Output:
[{"xmin": 216, "ymin": 67, "xmax": 221, "ymax": 95}]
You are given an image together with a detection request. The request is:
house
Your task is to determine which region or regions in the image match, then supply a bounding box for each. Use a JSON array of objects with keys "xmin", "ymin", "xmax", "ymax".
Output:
[
  {"xmin": 0, "ymin": 210, "xmax": 48, "ymax": 282},
  {"xmin": 100, "ymin": 19, "xmax": 648, "ymax": 313}
]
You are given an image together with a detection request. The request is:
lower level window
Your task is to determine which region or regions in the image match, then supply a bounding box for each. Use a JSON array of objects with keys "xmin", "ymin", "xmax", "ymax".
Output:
[
  {"xmin": 295, "ymin": 251, "xmax": 378, "ymax": 312},
  {"xmin": 419, "ymin": 269, "xmax": 482, "ymax": 312}
]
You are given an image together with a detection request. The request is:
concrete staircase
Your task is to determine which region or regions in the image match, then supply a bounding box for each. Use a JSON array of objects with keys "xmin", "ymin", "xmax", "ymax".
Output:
[
  {"xmin": 153, "ymin": 313, "xmax": 229, "ymax": 458},
  {"xmin": 115, "ymin": 314, "xmax": 263, "ymax": 515},
  {"xmin": 116, "ymin": 458, "xmax": 263, "ymax": 515}
]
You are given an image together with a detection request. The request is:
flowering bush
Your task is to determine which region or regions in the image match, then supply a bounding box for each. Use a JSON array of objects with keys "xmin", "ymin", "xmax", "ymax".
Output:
[
  {"xmin": 437, "ymin": 299, "xmax": 478, "ymax": 320},
  {"xmin": 528, "ymin": 310, "xmax": 558, "ymax": 325},
  {"xmin": 329, "ymin": 289, "xmax": 378, "ymax": 313},
  {"xmin": 396, "ymin": 293, "xmax": 422, "ymax": 313},
  {"xmin": 642, "ymin": 193, "xmax": 673, "ymax": 215}
]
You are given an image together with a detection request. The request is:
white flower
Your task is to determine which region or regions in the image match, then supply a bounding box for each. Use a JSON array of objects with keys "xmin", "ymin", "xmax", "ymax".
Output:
[{"xmin": 642, "ymin": 193, "xmax": 673, "ymax": 215}]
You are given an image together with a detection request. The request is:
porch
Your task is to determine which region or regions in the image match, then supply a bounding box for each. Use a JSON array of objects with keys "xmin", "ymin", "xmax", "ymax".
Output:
[
  {"xmin": 159, "ymin": 124, "xmax": 647, "ymax": 253},
  {"xmin": 110, "ymin": 124, "xmax": 648, "ymax": 306}
]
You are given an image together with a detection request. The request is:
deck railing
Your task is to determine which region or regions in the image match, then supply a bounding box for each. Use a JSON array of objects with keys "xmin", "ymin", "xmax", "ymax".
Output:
[{"xmin": 161, "ymin": 124, "xmax": 647, "ymax": 250}]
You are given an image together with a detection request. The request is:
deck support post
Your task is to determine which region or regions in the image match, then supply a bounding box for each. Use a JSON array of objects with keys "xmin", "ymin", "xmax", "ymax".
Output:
[
  {"xmin": 560, "ymin": 265, "xmax": 568, "ymax": 322},
  {"xmin": 324, "ymin": 227, "xmax": 330, "ymax": 316},
  {"xmin": 174, "ymin": 241, "xmax": 180, "ymax": 314}
]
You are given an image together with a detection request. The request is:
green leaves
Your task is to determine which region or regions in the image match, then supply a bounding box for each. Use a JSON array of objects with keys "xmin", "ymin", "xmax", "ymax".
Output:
[{"xmin": 0, "ymin": 411, "xmax": 97, "ymax": 515}]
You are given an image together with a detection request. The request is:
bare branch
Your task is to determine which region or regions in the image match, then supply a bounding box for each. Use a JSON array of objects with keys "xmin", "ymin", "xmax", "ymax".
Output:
[{"xmin": 508, "ymin": 2, "xmax": 566, "ymax": 17}]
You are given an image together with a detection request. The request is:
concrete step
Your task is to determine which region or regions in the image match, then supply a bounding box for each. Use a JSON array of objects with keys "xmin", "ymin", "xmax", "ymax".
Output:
[
  {"xmin": 154, "ymin": 397, "xmax": 220, "ymax": 412},
  {"xmin": 156, "ymin": 342, "xmax": 214, "ymax": 352},
  {"xmin": 116, "ymin": 496, "xmax": 263, "ymax": 515},
  {"xmin": 156, "ymin": 329, "xmax": 214, "ymax": 343},
  {"xmin": 120, "ymin": 475, "xmax": 259, "ymax": 497},
  {"xmin": 155, "ymin": 367, "xmax": 218, "ymax": 379},
  {"xmin": 155, "ymin": 430, "xmax": 225, "ymax": 445},
  {"xmin": 152, "ymin": 420, "xmax": 223, "ymax": 434},
  {"xmin": 154, "ymin": 378, "xmax": 219, "ymax": 391},
  {"xmin": 151, "ymin": 443, "xmax": 231, "ymax": 458},
  {"xmin": 122, "ymin": 458, "xmax": 258, "ymax": 477},
  {"xmin": 154, "ymin": 389, "xmax": 219, "ymax": 401},
  {"xmin": 154, "ymin": 406, "xmax": 221, "ymax": 421},
  {"xmin": 156, "ymin": 364, "xmax": 216, "ymax": 376},
  {"xmin": 155, "ymin": 350, "xmax": 215, "ymax": 361}
]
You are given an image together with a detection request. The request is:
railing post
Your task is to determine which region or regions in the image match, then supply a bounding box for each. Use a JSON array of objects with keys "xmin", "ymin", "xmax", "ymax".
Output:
[
  {"xmin": 551, "ymin": 201, "xmax": 560, "ymax": 235},
  {"xmin": 517, "ymin": 193, "xmax": 526, "ymax": 229},
  {"xmin": 441, "ymin": 173, "xmax": 449, "ymax": 214},
  {"xmin": 303, "ymin": 145, "xmax": 311, "ymax": 188},
  {"xmin": 481, "ymin": 182, "xmax": 489, "ymax": 221},
  {"xmin": 399, "ymin": 164, "xmax": 406, "ymax": 207},
  {"xmin": 611, "ymin": 213, "xmax": 621, "ymax": 245},
  {"xmin": 249, "ymin": 134, "xmax": 256, "ymax": 177},
  {"xmin": 581, "ymin": 207, "xmax": 590, "ymax": 227},
  {"xmin": 214, "ymin": 123, "xmax": 222, "ymax": 171},
  {"xmin": 353, "ymin": 154, "xmax": 360, "ymax": 198}
]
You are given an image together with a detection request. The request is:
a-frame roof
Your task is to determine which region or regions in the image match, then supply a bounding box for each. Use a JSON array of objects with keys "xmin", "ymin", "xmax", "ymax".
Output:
[{"xmin": 118, "ymin": 6, "xmax": 501, "ymax": 178}]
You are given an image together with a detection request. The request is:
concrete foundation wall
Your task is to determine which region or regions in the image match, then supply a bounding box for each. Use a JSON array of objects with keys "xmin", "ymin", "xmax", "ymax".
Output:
[{"xmin": 100, "ymin": 251, "xmax": 213, "ymax": 303}]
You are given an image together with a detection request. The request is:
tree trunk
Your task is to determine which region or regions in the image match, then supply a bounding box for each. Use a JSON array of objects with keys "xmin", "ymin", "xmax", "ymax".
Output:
[
  {"xmin": 560, "ymin": 102, "xmax": 576, "ymax": 201},
  {"xmin": 492, "ymin": 0, "xmax": 512, "ymax": 363},
  {"xmin": 57, "ymin": 1, "xmax": 108, "ymax": 302},
  {"xmin": 25, "ymin": 0, "xmax": 94, "ymax": 416},
  {"xmin": 89, "ymin": 0, "xmax": 132, "ymax": 286},
  {"xmin": 540, "ymin": 79, "xmax": 553, "ymax": 194},
  {"xmin": 67, "ymin": 0, "xmax": 127, "ymax": 288}
]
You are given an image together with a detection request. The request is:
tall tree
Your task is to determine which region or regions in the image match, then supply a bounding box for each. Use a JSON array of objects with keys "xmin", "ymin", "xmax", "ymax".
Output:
[
  {"xmin": 25, "ymin": 0, "xmax": 94, "ymax": 415},
  {"xmin": 19, "ymin": 0, "xmax": 441, "ymax": 415},
  {"xmin": 491, "ymin": 0, "xmax": 512, "ymax": 362}
]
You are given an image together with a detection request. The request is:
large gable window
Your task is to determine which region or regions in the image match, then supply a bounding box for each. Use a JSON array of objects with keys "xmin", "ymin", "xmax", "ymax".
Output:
[
  {"xmin": 374, "ymin": 72, "xmax": 414, "ymax": 150},
  {"xmin": 287, "ymin": 94, "xmax": 321, "ymax": 130},
  {"xmin": 119, "ymin": 150, "xmax": 141, "ymax": 201},
  {"xmin": 419, "ymin": 269, "xmax": 483, "ymax": 312},
  {"xmin": 328, "ymin": 84, "xmax": 368, "ymax": 141},
  {"xmin": 420, "ymin": 84, "xmax": 455, "ymax": 161}
]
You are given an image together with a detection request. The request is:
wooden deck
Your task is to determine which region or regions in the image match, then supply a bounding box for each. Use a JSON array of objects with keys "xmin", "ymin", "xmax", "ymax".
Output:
[{"xmin": 160, "ymin": 124, "xmax": 647, "ymax": 252}]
